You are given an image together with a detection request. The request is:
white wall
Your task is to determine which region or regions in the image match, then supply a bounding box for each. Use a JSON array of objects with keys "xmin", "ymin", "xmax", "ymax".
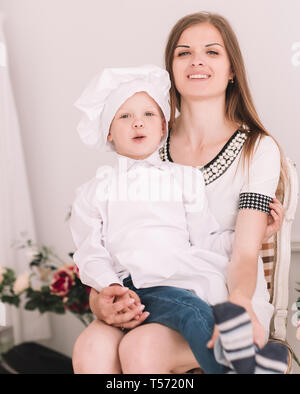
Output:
[{"xmin": 0, "ymin": 0, "xmax": 299, "ymax": 370}]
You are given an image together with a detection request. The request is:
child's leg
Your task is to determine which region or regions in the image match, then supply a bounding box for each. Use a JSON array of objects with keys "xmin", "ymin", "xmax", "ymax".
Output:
[
  {"xmin": 255, "ymin": 342, "xmax": 289, "ymax": 374},
  {"xmin": 212, "ymin": 302, "xmax": 256, "ymax": 374},
  {"xmin": 131, "ymin": 284, "xmax": 224, "ymax": 374},
  {"xmin": 212, "ymin": 301, "xmax": 289, "ymax": 374}
]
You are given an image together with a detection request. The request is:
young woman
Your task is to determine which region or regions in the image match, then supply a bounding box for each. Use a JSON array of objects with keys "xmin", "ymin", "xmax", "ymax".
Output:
[{"xmin": 72, "ymin": 12, "xmax": 286, "ymax": 374}]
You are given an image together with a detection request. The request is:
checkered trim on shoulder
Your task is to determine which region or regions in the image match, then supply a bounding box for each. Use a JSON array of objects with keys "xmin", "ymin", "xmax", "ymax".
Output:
[{"xmin": 239, "ymin": 193, "xmax": 273, "ymax": 214}]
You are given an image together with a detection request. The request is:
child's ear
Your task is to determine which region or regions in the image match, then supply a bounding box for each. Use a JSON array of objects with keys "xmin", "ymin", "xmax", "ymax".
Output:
[{"xmin": 107, "ymin": 132, "xmax": 113, "ymax": 142}]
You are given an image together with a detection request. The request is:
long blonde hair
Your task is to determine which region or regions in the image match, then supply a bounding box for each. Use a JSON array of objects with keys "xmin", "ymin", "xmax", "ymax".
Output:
[{"xmin": 165, "ymin": 12, "xmax": 287, "ymax": 198}]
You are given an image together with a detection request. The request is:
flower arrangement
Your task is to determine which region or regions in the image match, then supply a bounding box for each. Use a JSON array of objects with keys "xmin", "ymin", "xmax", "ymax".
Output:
[{"xmin": 0, "ymin": 235, "xmax": 93, "ymax": 327}]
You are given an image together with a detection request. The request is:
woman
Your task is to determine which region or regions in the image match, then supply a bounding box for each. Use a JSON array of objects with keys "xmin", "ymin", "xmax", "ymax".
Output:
[{"xmin": 72, "ymin": 12, "xmax": 286, "ymax": 374}]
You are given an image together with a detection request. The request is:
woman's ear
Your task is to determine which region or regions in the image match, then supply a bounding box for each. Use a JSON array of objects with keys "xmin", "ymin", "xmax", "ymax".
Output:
[{"xmin": 229, "ymin": 67, "xmax": 235, "ymax": 82}]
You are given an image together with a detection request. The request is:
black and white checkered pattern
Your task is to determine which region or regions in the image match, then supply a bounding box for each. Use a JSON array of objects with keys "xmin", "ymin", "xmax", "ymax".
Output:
[{"xmin": 239, "ymin": 193, "xmax": 273, "ymax": 214}]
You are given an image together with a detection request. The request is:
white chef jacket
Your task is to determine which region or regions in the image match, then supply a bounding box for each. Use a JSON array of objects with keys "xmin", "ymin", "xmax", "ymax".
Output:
[{"xmin": 70, "ymin": 149, "xmax": 233, "ymax": 306}]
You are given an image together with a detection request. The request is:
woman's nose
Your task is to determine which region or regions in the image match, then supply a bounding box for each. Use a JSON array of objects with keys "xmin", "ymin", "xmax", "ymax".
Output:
[
  {"xmin": 133, "ymin": 119, "xmax": 144, "ymax": 128},
  {"xmin": 191, "ymin": 55, "xmax": 205, "ymax": 67},
  {"xmin": 192, "ymin": 61, "xmax": 204, "ymax": 67}
]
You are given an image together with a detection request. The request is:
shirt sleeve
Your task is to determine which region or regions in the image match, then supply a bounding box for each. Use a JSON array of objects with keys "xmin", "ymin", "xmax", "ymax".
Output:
[
  {"xmin": 69, "ymin": 177, "xmax": 122, "ymax": 291},
  {"xmin": 239, "ymin": 136, "xmax": 281, "ymax": 214}
]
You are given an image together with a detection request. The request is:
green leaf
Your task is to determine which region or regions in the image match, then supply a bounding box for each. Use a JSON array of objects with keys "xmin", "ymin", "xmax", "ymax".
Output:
[
  {"xmin": 25, "ymin": 299, "xmax": 39, "ymax": 311},
  {"xmin": 41, "ymin": 286, "xmax": 51, "ymax": 294},
  {"xmin": 2, "ymin": 295, "xmax": 20, "ymax": 307}
]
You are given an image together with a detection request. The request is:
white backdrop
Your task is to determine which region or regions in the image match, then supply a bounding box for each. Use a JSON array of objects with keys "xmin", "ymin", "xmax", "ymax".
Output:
[{"xmin": 0, "ymin": 0, "xmax": 299, "ymax": 361}]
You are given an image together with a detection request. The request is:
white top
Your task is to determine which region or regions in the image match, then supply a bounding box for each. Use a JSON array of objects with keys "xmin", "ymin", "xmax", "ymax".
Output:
[
  {"xmin": 160, "ymin": 130, "xmax": 281, "ymax": 330},
  {"xmin": 70, "ymin": 130, "xmax": 281, "ymax": 327},
  {"xmin": 70, "ymin": 149, "xmax": 234, "ymax": 306}
]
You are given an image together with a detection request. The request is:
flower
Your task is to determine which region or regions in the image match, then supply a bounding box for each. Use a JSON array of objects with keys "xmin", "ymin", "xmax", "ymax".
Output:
[
  {"xmin": 4, "ymin": 234, "xmax": 93, "ymax": 327},
  {"xmin": 67, "ymin": 299, "xmax": 90, "ymax": 314},
  {"xmin": 50, "ymin": 266, "xmax": 75, "ymax": 297},
  {"xmin": 37, "ymin": 267, "xmax": 52, "ymax": 282},
  {"xmin": 0, "ymin": 265, "xmax": 6, "ymax": 284},
  {"xmin": 62, "ymin": 263, "xmax": 80, "ymax": 278},
  {"xmin": 13, "ymin": 272, "xmax": 30, "ymax": 294}
]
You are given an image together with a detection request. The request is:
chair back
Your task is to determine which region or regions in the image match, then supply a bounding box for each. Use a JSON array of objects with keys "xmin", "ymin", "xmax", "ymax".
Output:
[{"xmin": 262, "ymin": 158, "xmax": 299, "ymax": 341}]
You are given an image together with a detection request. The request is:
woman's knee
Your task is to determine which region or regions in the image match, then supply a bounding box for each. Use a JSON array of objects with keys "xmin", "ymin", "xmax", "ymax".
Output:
[
  {"xmin": 73, "ymin": 319, "xmax": 124, "ymax": 374},
  {"xmin": 119, "ymin": 323, "xmax": 198, "ymax": 374},
  {"xmin": 119, "ymin": 325, "xmax": 167, "ymax": 373}
]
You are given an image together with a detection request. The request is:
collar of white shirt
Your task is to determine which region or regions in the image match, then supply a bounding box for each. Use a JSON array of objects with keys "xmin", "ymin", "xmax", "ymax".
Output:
[{"xmin": 115, "ymin": 149, "xmax": 166, "ymax": 171}]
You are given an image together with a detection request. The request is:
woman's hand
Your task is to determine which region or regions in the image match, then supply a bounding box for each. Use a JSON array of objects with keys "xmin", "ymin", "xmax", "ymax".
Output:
[
  {"xmin": 89, "ymin": 286, "xmax": 149, "ymax": 329},
  {"xmin": 113, "ymin": 289, "xmax": 150, "ymax": 330},
  {"xmin": 207, "ymin": 297, "xmax": 266, "ymax": 350},
  {"xmin": 228, "ymin": 295, "xmax": 266, "ymax": 348},
  {"xmin": 263, "ymin": 198, "xmax": 284, "ymax": 242}
]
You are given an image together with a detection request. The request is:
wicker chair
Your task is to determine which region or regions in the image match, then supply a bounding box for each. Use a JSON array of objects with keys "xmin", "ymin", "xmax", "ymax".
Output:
[
  {"xmin": 189, "ymin": 157, "xmax": 299, "ymax": 374},
  {"xmin": 267, "ymin": 157, "xmax": 299, "ymax": 373}
]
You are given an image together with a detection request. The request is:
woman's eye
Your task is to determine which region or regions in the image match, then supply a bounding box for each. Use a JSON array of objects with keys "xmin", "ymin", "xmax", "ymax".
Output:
[
  {"xmin": 207, "ymin": 50, "xmax": 219, "ymax": 55},
  {"xmin": 178, "ymin": 51, "xmax": 190, "ymax": 57}
]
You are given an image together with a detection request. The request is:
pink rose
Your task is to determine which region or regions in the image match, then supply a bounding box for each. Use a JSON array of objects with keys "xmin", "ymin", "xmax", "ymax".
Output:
[{"xmin": 50, "ymin": 267, "xmax": 75, "ymax": 297}]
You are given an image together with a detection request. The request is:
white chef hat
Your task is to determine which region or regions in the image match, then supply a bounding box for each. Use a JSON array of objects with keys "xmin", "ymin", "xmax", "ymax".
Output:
[{"xmin": 74, "ymin": 64, "xmax": 171, "ymax": 152}]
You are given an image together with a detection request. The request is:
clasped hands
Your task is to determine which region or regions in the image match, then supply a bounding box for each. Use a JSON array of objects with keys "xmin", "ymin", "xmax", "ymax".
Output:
[{"xmin": 89, "ymin": 285, "xmax": 149, "ymax": 330}]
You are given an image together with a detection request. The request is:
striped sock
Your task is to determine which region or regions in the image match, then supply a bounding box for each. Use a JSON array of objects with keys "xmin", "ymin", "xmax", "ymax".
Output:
[
  {"xmin": 212, "ymin": 302, "xmax": 256, "ymax": 374},
  {"xmin": 255, "ymin": 342, "xmax": 288, "ymax": 374}
]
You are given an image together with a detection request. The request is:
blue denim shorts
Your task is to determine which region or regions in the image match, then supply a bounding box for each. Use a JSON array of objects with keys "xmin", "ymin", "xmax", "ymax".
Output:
[{"xmin": 122, "ymin": 276, "xmax": 223, "ymax": 374}]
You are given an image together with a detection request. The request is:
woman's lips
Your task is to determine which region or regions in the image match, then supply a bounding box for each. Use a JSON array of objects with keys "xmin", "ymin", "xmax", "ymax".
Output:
[{"xmin": 187, "ymin": 74, "xmax": 211, "ymax": 80}]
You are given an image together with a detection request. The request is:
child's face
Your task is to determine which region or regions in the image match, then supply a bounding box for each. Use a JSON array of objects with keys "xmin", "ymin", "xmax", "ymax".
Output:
[{"xmin": 107, "ymin": 92, "xmax": 166, "ymax": 160}]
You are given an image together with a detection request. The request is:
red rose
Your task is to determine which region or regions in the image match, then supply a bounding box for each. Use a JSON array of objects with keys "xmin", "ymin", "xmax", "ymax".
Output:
[
  {"xmin": 64, "ymin": 263, "xmax": 80, "ymax": 278},
  {"xmin": 50, "ymin": 268, "xmax": 75, "ymax": 297},
  {"xmin": 67, "ymin": 299, "xmax": 89, "ymax": 313}
]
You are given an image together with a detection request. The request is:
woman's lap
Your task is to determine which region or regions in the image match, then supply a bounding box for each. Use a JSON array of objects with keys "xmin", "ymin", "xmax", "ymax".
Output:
[
  {"xmin": 72, "ymin": 319, "xmax": 125, "ymax": 374},
  {"xmin": 74, "ymin": 281, "xmax": 220, "ymax": 373},
  {"xmin": 121, "ymin": 278, "xmax": 222, "ymax": 373},
  {"xmin": 74, "ymin": 317, "xmax": 199, "ymax": 373},
  {"xmin": 119, "ymin": 322, "xmax": 200, "ymax": 373}
]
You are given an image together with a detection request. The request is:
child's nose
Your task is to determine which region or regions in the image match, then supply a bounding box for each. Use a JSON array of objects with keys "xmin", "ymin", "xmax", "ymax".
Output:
[{"xmin": 133, "ymin": 119, "xmax": 144, "ymax": 128}]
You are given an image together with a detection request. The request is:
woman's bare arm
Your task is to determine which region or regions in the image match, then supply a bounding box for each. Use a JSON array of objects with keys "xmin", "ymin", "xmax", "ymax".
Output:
[{"xmin": 208, "ymin": 209, "xmax": 268, "ymax": 349}]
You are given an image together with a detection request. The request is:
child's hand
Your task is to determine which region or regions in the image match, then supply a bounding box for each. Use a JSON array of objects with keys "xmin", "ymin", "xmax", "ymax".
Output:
[{"xmin": 115, "ymin": 289, "xmax": 145, "ymax": 319}]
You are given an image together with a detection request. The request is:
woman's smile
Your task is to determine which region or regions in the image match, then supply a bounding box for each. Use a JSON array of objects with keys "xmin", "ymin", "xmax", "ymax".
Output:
[{"xmin": 187, "ymin": 73, "xmax": 212, "ymax": 81}]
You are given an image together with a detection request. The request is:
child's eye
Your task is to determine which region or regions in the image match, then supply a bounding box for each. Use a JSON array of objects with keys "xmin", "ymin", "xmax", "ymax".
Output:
[
  {"xmin": 120, "ymin": 114, "xmax": 130, "ymax": 119},
  {"xmin": 145, "ymin": 112, "xmax": 154, "ymax": 117},
  {"xmin": 207, "ymin": 50, "xmax": 219, "ymax": 55}
]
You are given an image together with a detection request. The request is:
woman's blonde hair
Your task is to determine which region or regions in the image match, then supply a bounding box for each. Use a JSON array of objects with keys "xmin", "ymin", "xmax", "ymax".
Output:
[{"xmin": 165, "ymin": 12, "xmax": 287, "ymax": 199}]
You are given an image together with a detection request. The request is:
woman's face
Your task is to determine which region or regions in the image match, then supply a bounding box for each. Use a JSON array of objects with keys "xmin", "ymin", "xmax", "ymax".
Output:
[{"xmin": 172, "ymin": 23, "xmax": 234, "ymax": 102}]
